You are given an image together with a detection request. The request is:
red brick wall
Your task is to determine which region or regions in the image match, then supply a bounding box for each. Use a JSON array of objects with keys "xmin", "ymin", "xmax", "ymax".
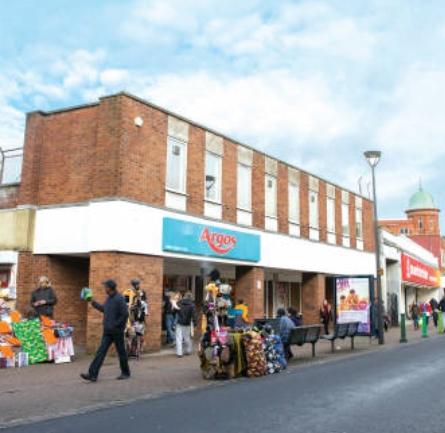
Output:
[
  {"xmin": 187, "ymin": 126, "xmax": 205, "ymax": 215},
  {"xmin": 222, "ymin": 139, "xmax": 237, "ymax": 223},
  {"xmin": 300, "ymin": 173, "xmax": 309, "ymax": 238},
  {"xmin": 16, "ymin": 253, "xmax": 89, "ymax": 346},
  {"xmin": 252, "ymin": 153, "xmax": 265, "ymax": 229},
  {"xmin": 349, "ymin": 195, "xmax": 357, "ymax": 249},
  {"xmin": 88, "ymin": 252, "xmax": 163, "ymax": 353},
  {"xmin": 319, "ymin": 181, "xmax": 327, "ymax": 243},
  {"xmin": 119, "ymin": 96, "xmax": 167, "ymax": 206},
  {"xmin": 362, "ymin": 199, "xmax": 375, "ymax": 252},
  {"xmin": 277, "ymin": 162, "xmax": 288, "ymax": 234},
  {"xmin": 302, "ymin": 273, "xmax": 325, "ymax": 325},
  {"xmin": 235, "ymin": 266, "xmax": 265, "ymax": 322}
]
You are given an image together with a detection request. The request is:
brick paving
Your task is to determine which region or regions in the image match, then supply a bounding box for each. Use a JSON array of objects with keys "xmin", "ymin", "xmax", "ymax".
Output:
[{"xmin": 1, "ymin": 322, "xmax": 443, "ymax": 429}]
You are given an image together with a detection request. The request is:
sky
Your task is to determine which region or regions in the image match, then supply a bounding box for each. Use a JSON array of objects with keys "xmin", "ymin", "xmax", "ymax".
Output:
[{"xmin": 1, "ymin": 0, "xmax": 444, "ymax": 230}]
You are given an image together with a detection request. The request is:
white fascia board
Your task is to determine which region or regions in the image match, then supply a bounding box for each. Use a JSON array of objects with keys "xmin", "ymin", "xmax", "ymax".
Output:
[
  {"xmin": 34, "ymin": 200, "xmax": 375, "ymax": 275},
  {"xmin": 0, "ymin": 250, "xmax": 18, "ymax": 265}
]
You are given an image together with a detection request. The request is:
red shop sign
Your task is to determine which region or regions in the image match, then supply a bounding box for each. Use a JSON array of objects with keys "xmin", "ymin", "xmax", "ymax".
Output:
[{"xmin": 401, "ymin": 253, "xmax": 440, "ymax": 287}]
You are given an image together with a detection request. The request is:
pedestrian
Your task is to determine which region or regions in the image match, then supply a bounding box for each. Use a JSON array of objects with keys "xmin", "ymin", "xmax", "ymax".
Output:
[
  {"xmin": 176, "ymin": 291, "xmax": 197, "ymax": 358},
  {"xmin": 410, "ymin": 300, "xmax": 420, "ymax": 330},
  {"xmin": 430, "ymin": 298, "xmax": 438, "ymax": 327},
  {"xmin": 80, "ymin": 279, "xmax": 131, "ymax": 382},
  {"xmin": 163, "ymin": 289, "xmax": 175, "ymax": 345},
  {"xmin": 438, "ymin": 294, "xmax": 445, "ymax": 332},
  {"xmin": 319, "ymin": 299, "xmax": 333, "ymax": 335},
  {"xmin": 30, "ymin": 276, "xmax": 58, "ymax": 319},
  {"xmin": 234, "ymin": 298, "xmax": 249, "ymax": 329},
  {"xmin": 277, "ymin": 308, "xmax": 295, "ymax": 361},
  {"xmin": 287, "ymin": 306, "xmax": 303, "ymax": 327}
]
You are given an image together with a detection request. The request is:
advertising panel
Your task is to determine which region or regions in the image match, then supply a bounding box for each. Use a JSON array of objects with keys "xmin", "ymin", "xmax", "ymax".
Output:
[
  {"xmin": 334, "ymin": 276, "xmax": 373, "ymax": 335},
  {"xmin": 162, "ymin": 217, "xmax": 261, "ymax": 262}
]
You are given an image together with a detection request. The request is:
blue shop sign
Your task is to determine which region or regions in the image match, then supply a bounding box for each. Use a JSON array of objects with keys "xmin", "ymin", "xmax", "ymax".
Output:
[{"xmin": 162, "ymin": 217, "xmax": 261, "ymax": 262}]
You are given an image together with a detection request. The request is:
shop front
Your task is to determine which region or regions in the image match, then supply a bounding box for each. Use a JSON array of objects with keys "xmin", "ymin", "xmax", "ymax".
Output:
[{"xmin": 401, "ymin": 253, "xmax": 441, "ymax": 317}]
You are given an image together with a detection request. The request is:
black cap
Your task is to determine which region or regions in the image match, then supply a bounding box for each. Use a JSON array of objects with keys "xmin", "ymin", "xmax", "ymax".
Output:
[
  {"xmin": 102, "ymin": 279, "xmax": 117, "ymax": 290},
  {"xmin": 208, "ymin": 269, "xmax": 220, "ymax": 281},
  {"xmin": 131, "ymin": 278, "xmax": 140, "ymax": 286}
]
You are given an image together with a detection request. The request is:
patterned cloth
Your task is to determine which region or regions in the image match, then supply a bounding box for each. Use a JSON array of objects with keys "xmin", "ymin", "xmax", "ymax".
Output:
[
  {"xmin": 12, "ymin": 318, "xmax": 48, "ymax": 364},
  {"xmin": 242, "ymin": 331, "xmax": 267, "ymax": 377}
]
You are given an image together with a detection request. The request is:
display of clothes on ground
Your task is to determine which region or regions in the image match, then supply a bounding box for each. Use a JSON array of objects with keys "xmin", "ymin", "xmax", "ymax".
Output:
[
  {"xmin": 0, "ymin": 302, "xmax": 74, "ymax": 368},
  {"xmin": 198, "ymin": 326, "xmax": 287, "ymax": 380}
]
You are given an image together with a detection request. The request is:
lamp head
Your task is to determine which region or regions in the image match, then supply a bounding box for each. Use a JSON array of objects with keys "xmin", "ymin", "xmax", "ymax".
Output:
[{"xmin": 364, "ymin": 150, "xmax": 381, "ymax": 168}]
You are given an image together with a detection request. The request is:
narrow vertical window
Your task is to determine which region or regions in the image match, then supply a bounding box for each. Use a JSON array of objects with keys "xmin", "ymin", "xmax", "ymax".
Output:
[
  {"xmin": 355, "ymin": 207, "xmax": 363, "ymax": 239},
  {"xmin": 237, "ymin": 164, "xmax": 251, "ymax": 210},
  {"xmin": 418, "ymin": 217, "xmax": 423, "ymax": 229},
  {"xmin": 265, "ymin": 175, "xmax": 277, "ymax": 217},
  {"xmin": 327, "ymin": 197, "xmax": 335, "ymax": 233},
  {"xmin": 342, "ymin": 202, "xmax": 349, "ymax": 236},
  {"xmin": 309, "ymin": 190, "xmax": 319, "ymax": 228},
  {"xmin": 288, "ymin": 183, "xmax": 300, "ymax": 223},
  {"xmin": 166, "ymin": 137, "xmax": 187, "ymax": 193},
  {"xmin": 205, "ymin": 152, "xmax": 221, "ymax": 202}
]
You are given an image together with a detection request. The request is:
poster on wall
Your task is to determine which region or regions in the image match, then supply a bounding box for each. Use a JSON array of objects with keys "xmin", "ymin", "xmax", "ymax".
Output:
[{"xmin": 334, "ymin": 275, "xmax": 374, "ymax": 335}]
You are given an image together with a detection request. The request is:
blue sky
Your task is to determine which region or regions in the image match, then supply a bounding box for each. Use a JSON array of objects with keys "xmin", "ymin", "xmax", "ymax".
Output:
[{"xmin": 1, "ymin": 0, "xmax": 445, "ymax": 230}]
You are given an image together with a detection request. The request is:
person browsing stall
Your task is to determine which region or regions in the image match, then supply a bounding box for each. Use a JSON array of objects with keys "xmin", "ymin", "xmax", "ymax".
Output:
[{"xmin": 30, "ymin": 276, "xmax": 58, "ymax": 319}]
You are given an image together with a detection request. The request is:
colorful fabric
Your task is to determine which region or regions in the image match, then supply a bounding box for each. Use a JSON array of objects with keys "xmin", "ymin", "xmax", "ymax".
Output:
[
  {"xmin": 12, "ymin": 318, "xmax": 48, "ymax": 364},
  {"xmin": 242, "ymin": 332, "xmax": 267, "ymax": 377},
  {"xmin": 0, "ymin": 321, "xmax": 11, "ymax": 333}
]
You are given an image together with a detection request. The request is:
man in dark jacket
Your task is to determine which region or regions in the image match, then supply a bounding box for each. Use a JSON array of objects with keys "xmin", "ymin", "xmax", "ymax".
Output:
[
  {"xmin": 30, "ymin": 276, "xmax": 57, "ymax": 318},
  {"xmin": 80, "ymin": 279, "xmax": 130, "ymax": 382},
  {"xmin": 176, "ymin": 291, "xmax": 197, "ymax": 358}
]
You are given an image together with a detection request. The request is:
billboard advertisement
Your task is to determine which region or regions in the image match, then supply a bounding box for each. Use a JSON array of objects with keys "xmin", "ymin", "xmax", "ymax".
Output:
[{"xmin": 334, "ymin": 275, "xmax": 374, "ymax": 335}]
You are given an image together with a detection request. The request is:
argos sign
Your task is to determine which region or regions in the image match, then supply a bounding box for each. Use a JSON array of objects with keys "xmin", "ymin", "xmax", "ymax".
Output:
[{"xmin": 162, "ymin": 218, "xmax": 260, "ymax": 262}]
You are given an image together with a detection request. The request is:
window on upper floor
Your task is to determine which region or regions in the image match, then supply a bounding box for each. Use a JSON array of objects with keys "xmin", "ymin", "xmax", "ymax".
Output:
[
  {"xmin": 327, "ymin": 197, "xmax": 335, "ymax": 233},
  {"xmin": 355, "ymin": 207, "xmax": 363, "ymax": 239},
  {"xmin": 205, "ymin": 151, "xmax": 221, "ymax": 203},
  {"xmin": 237, "ymin": 163, "xmax": 251, "ymax": 211},
  {"xmin": 418, "ymin": 217, "xmax": 423, "ymax": 230},
  {"xmin": 342, "ymin": 202, "xmax": 349, "ymax": 236},
  {"xmin": 166, "ymin": 137, "xmax": 187, "ymax": 193},
  {"xmin": 309, "ymin": 190, "xmax": 319, "ymax": 229},
  {"xmin": 265, "ymin": 174, "xmax": 277, "ymax": 218},
  {"xmin": 288, "ymin": 182, "xmax": 300, "ymax": 223},
  {"xmin": 400, "ymin": 228, "xmax": 409, "ymax": 235}
]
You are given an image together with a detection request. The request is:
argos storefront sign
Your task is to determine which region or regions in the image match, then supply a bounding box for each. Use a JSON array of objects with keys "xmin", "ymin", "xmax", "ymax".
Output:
[{"xmin": 162, "ymin": 217, "xmax": 260, "ymax": 262}]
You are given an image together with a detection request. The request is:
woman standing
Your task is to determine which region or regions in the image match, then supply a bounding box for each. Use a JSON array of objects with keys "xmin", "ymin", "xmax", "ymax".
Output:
[{"xmin": 319, "ymin": 299, "xmax": 333, "ymax": 335}]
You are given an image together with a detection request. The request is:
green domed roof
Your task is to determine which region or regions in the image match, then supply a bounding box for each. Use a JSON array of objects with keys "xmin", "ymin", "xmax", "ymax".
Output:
[{"xmin": 407, "ymin": 188, "xmax": 436, "ymax": 210}]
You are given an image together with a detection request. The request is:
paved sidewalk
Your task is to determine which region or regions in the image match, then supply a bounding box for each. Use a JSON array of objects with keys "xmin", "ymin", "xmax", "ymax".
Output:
[{"xmin": 1, "ymin": 322, "xmax": 443, "ymax": 429}]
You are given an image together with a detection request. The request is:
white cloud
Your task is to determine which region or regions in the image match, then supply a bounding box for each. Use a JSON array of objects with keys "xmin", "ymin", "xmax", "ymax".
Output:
[
  {"xmin": 100, "ymin": 69, "xmax": 129, "ymax": 87},
  {"xmin": 137, "ymin": 70, "xmax": 360, "ymax": 151}
]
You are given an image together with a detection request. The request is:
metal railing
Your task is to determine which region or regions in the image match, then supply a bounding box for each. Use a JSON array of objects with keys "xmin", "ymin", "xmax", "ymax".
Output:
[{"xmin": 0, "ymin": 147, "xmax": 23, "ymax": 185}]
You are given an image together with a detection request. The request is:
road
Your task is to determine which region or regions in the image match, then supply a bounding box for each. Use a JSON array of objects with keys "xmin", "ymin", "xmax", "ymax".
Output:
[{"xmin": 4, "ymin": 338, "xmax": 445, "ymax": 433}]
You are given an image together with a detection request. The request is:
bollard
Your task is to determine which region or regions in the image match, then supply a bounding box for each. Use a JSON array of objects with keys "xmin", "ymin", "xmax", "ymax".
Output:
[
  {"xmin": 400, "ymin": 313, "xmax": 407, "ymax": 343},
  {"xmin": 421, "ymin": 312, "xmax": 429, "ymax": 338},
  {"xmin": 439, "ymin": 311, "xmax": 444, "ymax": 334}
]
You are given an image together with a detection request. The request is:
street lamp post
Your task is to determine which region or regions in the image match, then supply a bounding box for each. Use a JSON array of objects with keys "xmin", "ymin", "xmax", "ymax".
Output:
[{"xmin": 364, "ymin": 150, "xmax": 384, "ymax": 345}]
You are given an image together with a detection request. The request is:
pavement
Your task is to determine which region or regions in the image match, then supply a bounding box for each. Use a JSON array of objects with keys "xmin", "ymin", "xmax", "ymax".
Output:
[{"xmin": 1, "ymin": 321, "xmax": 444, "ymax": 430}]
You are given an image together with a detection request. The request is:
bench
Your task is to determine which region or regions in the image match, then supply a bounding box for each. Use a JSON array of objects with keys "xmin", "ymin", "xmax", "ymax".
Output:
[
  {"xmin": 289, "ymin": 325, "xmax": 323, "ymax": 357},
  {"xmin": 320, "ymin": 321, "xmax": 361, "ymax": 353}
]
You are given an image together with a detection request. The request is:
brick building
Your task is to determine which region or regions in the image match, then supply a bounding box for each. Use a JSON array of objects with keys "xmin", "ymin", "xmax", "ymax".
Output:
[
  {"xmin": 0, "ymin": 92, "xmax": 376, "ymax": 352},
  {"xmin": 380, "ymin": 186, "xmax": 444, "ymax": 274}
]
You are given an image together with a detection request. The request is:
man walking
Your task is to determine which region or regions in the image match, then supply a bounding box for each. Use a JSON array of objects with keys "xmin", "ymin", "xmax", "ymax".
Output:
[
  {"xmin": 80, "ymin": 279, "xmax": 131, "ymax": 382},
  {"xmin": 176, "ymin": 291, "xmax": 197, "ymax": 358}
]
